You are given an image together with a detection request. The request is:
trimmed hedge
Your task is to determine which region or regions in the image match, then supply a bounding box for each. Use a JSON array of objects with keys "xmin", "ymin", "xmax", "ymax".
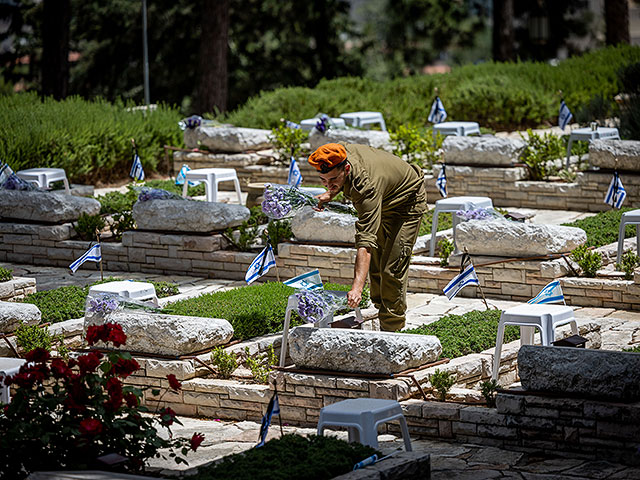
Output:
[
  {"xmin": 0, "ymin": 93, "xmax": 183, "ymax": 184},
  {"xmin": 222, "ymin": 45, "xmax": 640, "ymax": 132}
]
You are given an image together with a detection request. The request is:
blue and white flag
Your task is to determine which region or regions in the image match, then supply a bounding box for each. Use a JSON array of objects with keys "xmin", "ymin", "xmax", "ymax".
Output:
[
  {"xmin": 175, "ymin": 164, "xmax": 200, "ymax": 186},
  {"xmin": 558, "ymin": 100, "xmax": 573, "ymax": 130},
  {"xmin": 69, "ymin": 244, "xmax": 102, "ymax": 273},
  {"xmin": 528, "ymin": 280, "xmax": 565, "ymax": 305},
  {"xmin": 605, "ymin": 171, "xmax": 626, "ymax": 209},
  {"xmin": 428, "ymin": 96, "xmax": 447, "ymax": 124},
  {"xmin": 130, "ymin": 152, "xmax": 145, "ymax": 181},
  {"xmin": 287, "ymin": 156, "xmax": 302, "ymax": 188},
  {"xmin": 436, "ymin": 164, "xmax": 447, "ymax": 198},
  {"xmin": 256, "ymin": 390, "xmax": 280, "ymax": 448},
  {"xmin": 443, "ymin": 263, "xmax": 479, "ymax": 300},
  {"xmin": 245, "ymin": 244, "xmax": 276, "ymax": 284},
  {"xmin": 283, "ymin": 269, "xmax": 323, "ymax": 290}
]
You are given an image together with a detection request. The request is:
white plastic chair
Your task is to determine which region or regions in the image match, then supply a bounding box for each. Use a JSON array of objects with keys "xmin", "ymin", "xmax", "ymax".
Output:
[
  {"xmin": 300, "ymin": 117, "xmax": 346, "ymax": 131},
  {"xmin": 432, "ymin": 121, "xmax": 480, "ymax": 139},
  {"xmin": 317, "ymin": 398, "xmax": 412, "ymax": 451},
  {"xmin": 429, "ymin": 196, "xmax": 493, "ymax": 257},
  {"xmin": 616, "ymin": 209, "xmax": 640, "ymax": 265},
  {"xmin": 339, "ymin": 112, "xmax": 387, "ymax": 131},
  {"xmin": 0, "ymin": 358, "xmax": 27, "ymax": 404},
  {"xmin": 88, "ymin": 280, "xmax": 159, "ymax": 306},
  {"xmin": 565, "ymin": 126, "xmax": 620, "ymax": 169},
  {"xmin": 491, "ymin": 303, "xmax": 578, "ymax": 380},
  {"xmin": 278, "ymin": 290, "xmax": 363, "ymax": 367},
  {"xmin": 16, "ymin": 168, "xmax": 71, "ymax": 194},
  {"xmin": 182, "ymin": 168, "xmax": 243, "ymax": 204}
]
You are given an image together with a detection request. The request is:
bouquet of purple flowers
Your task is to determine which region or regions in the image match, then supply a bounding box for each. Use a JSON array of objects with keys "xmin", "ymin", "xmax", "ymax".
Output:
[
  {"xmin": 455, "ymin": 207, "xmax": 504, "ymax": 222},
  {"xmin": 295, "ymin": 289, "xmax": 348, "ymax": 324},
  {"xmin": 84, "ymin": 290, "xmax": 159, "ymax": 322},
  {"xmin": 261, "ymin": 184, "xmax": 356, "ymax": 219},
  {"xmin": 136, "ymin": 187, "xmax": 185, "ymax": 202}
]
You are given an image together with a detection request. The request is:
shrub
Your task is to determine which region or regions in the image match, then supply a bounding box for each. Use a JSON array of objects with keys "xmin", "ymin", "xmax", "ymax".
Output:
[
  {"xmin": 562, "ymin": 208, "xmax": 635, "ymax": 247},
  {"xmin": 244, "ymin": 345, "xmax": 278, "ymax": 384},
  {"xmin": 617, "ymin": 250, "xmax": 640, "ymax": 280},
  {"xmin": 404, "ymin": 309, "xmax": 519, "ymax": 359},
  {"xmin": 519, "ymin": 129, "xmax": 564, "ymax": 180},
  {"xmin": 438, "ymin": 238, "xmax": 454, "ymax": 267},
  {"xmin": 74, "ymin": 213, "xmax": 106, "ymax": 241},
  {"xmin": 211, "ymin": 347, "xmax": 238, "ymax": 379},
  {"xmin": 480, "ymin": 379, "xmax": 501, "ymax": 408},
  {"xmin": 420, "ymin": 210, "xmax": 452, "ymax": 237},
  {"xmin": 0, "ymin": 266, "xmax": 12, "ymax": 282},
  {"xmin": 430, "ymin": 369, "xmax": 455, "ymax": 402},
  {"xmin": 14, "ymin": 324, "xmax": 52, "ymax": 353},
  {"xmin": 189, "ymin": 434, "xmax": 377, "ymax": 480},
  {"xmin": 108, "ymin": 210, "xmax": 136, "ymax": 241},
  {"xmin": 268, "ymin": 123, "xmax": 309, "ymax": 162},
  {"xmin": 571, "ymin": 245, "xmax": 602, "ymax": 277},
  {"xmin": 266, "ymin": 219, "xmax": 293, "ymax": 254},
  {"xmin": 623, "ymin": 345, "xmax": 640, "ymax": 352},
  {"xmin": 0, "ymin": 93, "xmax": 183, "ymax": 183},
  {"xmin": 389, "ymin": 124, "xmax": 442, "ymax": 168},
  {"xmin": 21, "ymin": 285, "xmax": 88, "ymax": 324},
  {"xmin": 96, "ymin": 186, "xmax": 139, "ymax": 214}
]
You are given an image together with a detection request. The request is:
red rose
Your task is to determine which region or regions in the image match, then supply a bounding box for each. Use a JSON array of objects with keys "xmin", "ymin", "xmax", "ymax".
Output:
[
  {"xmin": 85, "ymin": 324, "xmax": 107, "ymax": 345},
  {"xmin": 159, "ymin": 407, "xmax": 177, "ymax": 426},
  {"xmin": 110, "ymin": 357, "xmax": 140, "ymax": 378},
  {"xmin": 106, "ymin": 323, "xmax": 127, "ymax": 347},
  {"xmin": 124, "ymin": 392, "xmax": 139, "ymax": 408},
  {"xmin": 167, "ymin": 374, "xmax": 181, "ymax": 391},
  {"xmin": 190, "ymin": 433, "xmax": 205, "ymax": 451},
  {"xmin": 26, "ymin": 363, "xmax": 50, "ymax": 383},
  {"xmin": 11, "ymin": 371, "xmax": 35, "ymax": 389},
  {"xmin": 104, "ymin": 377, "xmax": 123, "ymax": 411},
  {"xmin": 25, "ymin": 347, "xmax": 50, "ymax": 363},
  {"xmin": 50, "ymin": 358, "xmax": 72, "ymax": 379},
  {"xmin": 79, "ymin": 418, "xmax": 103, "ymax": 436},
  {"xmin": 78, "ymin": 352, "xmax": 102, "ymax": 374},
  {"xmin": 64, "ymin": 378, "xmax": 87, "ymax": 412}
]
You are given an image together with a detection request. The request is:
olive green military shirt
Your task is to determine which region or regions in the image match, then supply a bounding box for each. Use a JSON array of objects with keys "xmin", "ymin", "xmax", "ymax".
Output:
[{"xmin": 342, "ymin": 143, "xmax": 427, "ymax": 250}]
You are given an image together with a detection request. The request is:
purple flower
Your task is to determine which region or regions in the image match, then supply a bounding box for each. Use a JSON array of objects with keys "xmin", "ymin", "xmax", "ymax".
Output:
[
  {"xmin": 315, "ymin": 115, "xmax": 330, "ymax": 134},
  {"xmin": 87, "ymin": 296, "xmax": 119, "ymax": 315},
  {"xmin": 261, "ymin": 184, "xmax": 317, "ymax": 219},
  {"xmin": 1, "ymin": 173, "xmax": 35, "ymax": 191},
  {"xmin": 137, "ymin": 187, "xmax": 182, "ymax": 202},
  {"xmin": 185, "ymin": 115, "xmax": 202, "ymax": 129},
  {"xmin": 456, "ymin": 208, "xmax": 496, "ymax": 221},
  {"xmin": 294, "ymin": 290, "xmax": 348, "ymax": 324}
]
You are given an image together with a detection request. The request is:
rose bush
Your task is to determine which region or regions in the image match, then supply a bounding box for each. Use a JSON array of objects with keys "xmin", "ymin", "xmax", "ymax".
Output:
[{"xmin": 0, "ymin": 322, "xmax": 204, "ymax": 479}]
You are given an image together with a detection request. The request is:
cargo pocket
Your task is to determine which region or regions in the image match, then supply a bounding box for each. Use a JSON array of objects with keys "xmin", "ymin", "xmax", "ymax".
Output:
[{"xmin": 389, "ymin": 243, "xmax": 413, "ymax": 278}]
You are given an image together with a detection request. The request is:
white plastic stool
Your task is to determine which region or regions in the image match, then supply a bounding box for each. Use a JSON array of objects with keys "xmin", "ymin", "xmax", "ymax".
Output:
[
  {"xmin": 339, "ymin": 112, "xmax": 387, "ymax": 131},
  {"xmin": 0, "ymin": 357, "xmax": 27, "ymax": 404},
  {"xmin": 300, "ymin": 117, "xmax": 346, "ymax": 131},
  {"xmin": 279, "ymin": 290, "xmax": 363, "ymax": 367},
  {"xmin": 432, "ymin": 121, "xmax": 480, "ymax": 139},
  {"xmin": 16, "ymin": 168, "xmax": 71, "ymax": 194},
  {"xmin": 491, "ymin": 303, "xmax": 578, "ymax": 380},
  {"xmin": 182, "ymin": 168, "xmax": 243, "ymax": 204},
  {"xmin": 616, "ymin": 209, "xmax": 640, "ymax": 265},
  {"xmin": 565, "ymin": 126, "xmax": 620, "ymax": 169},
  {"xmin": 429, "ymin": 196, "xmax": 493, "ymax": 257},
  {"xmin": 88, "ymin": 280, "xmax": 159, "ymax": 306},
  {"xmin": 317, "ymin": 398, "xmax": 412, "ymax": 451}
]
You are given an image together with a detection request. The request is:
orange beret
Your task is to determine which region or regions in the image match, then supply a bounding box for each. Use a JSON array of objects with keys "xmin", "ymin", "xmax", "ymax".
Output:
[{"xmin": 308, "ymin": 143, "xmax": 347, "ymax": 173}]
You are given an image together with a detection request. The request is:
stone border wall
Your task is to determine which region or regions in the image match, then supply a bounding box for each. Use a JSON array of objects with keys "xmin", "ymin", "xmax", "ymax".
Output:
[{"xmin": 0, "ymin": 277, "xmax": 36, "ymax": 301}]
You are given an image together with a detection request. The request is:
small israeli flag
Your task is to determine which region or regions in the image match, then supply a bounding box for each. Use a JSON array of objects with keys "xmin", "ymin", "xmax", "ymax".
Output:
[
  {"xmin": 69, "ymin": 244, "xmax": 102, "ymax": 273},
  {"xmin": 528, "ymin": 280, "xmax": 565, "ymax": 305},
  {"xmin": 436, "ymin": 164, "xmax": 447, "ymax": 198},
  {"xmin": 558, "ymin": 100, "xmax": 573, "ymax": 130},
  {"xmin": 428, "ymin": 96, "xmax": 447, "ymax": 124},
  {"xmin": 605, "ymin": 171, "xmax": 626, "ymax": 209},
  {"xmin": 287, "ymin": 156, "xmax": 302, "ymax": 188},
  {"xmin": 130, "ymin": 152, "xmax": 145, "ymax": 181},
  {"xmin": 175, "ymin": 164, "xmax": 200, "ymax": 186},
  {"xmin": 443, "ymin": 263, "xmax": 479, "ymax": 300},
  {"xmin": 284, "ymin": 269, "xmax": 323, "ymax": 290},
  {"xmin": 256, "ymin": 390, "xmax": 280, "ymax": 448},
  {"xmin": 245, "ymin": 244, "xmax": 276, "ymax": 284}
]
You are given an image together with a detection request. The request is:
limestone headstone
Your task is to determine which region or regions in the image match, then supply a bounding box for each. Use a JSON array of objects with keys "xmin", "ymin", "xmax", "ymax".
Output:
[
  {"xmin": 456, "ymin": 220, "xmax": 586, "ymax": 257},
  {"xmin": 519, "ymin": 345, "xmax": 640, "ymax": 401},
  {"xmin": 184, "ymin": 126, "xmax": 272, "ymax": 152},
  {"xmin": 443, "ymin": 136, "xmax": 526, "ymax": 166},
  {"xmin": 288, "ymin": 327, "xmax": 442, "ymax": 374},
  {"xmin": 309, "ymin": 129, "xmax": 392, "ymax": 151},
  {"xmin": 0, "ymin": 301, "xmax": 41, "ymax": 333},
  {"xmin": 85, "ymin": 311, "xmax": 233, "ymax": 356},
  {"xmin": 589, "ymin": 139, "xmax": 640, "ymax": 172},
  {"xmin": 0, "ymin": 190, "xmax": 101, "ymax": 223},
  {"xmin": 291, "ymin": 206, "xmax": 356, "ymax": 244},
  {"xmin": 133, "ymin": 199, "xmax": 250, "ymax": 232}
]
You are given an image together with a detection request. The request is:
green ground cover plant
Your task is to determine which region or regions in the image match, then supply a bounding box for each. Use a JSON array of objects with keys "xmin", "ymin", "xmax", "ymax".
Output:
[
  {"xmin": 438, "ymin": 238, "xmax": 454, "ymax": 267},
  {"xmin": 221, "ymin": 46, "xmax": 640, "ymax": 132},
  {"xmin": 519, "ymin": 129, "xmax": 565, "ymax": 180},
  {"xmin": 480, "ymin": 379, "xmax": 501, "ymax": 407},
  {"xmin": 430, "ymin": 369, "xmax": 455, "ymax": 401},
  {"xmin": 210, "ymin": 347, "xmax": 238, "ymax": 379},
  {"xmin": 269, "ymin": 123, "xmax": 309, "ymax": 162},
  {"xmin": 562, "ymin": 208, "xmax": 635, "ymax": 248},
  {"xmin": 74, "ymin": 213, "xmax": 106, "ymax": 241},
  {"xmin": 389, "ymin": 124, "xmax": 443, "ymax": 168},
  {"xmin": 420, "ymin": 210, "xmax": 453, "ymax": 237},
  {"xmin": 404, "ymin": 309, "xmax": 519, "ymax": 359},
  {"xmin": 162, "ymin": 282, "xmax": 370, "ymax": 341},
  {"xmin": 0, "ymin": 266, "xmax": 12, "ymax": 282},
  {"xmin": 617, "ymin": 250, "xmax": 640, "ymax": 280},
  {"xmin": 0, "ymin": 93, "xmax": 182, "ymax": 184},
  {"xmin": 571, "ymin": 245, "xmax": 602, "ymax": 278},
  {"xmin": 188, "ymin": 434, "xmax": 377, "ymax": 480}
]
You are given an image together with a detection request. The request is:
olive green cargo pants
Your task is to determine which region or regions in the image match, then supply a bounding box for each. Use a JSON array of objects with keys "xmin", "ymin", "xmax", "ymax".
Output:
[{"xmin": 369, "ymin": 212, "xmax": 424, "ymax": 332}]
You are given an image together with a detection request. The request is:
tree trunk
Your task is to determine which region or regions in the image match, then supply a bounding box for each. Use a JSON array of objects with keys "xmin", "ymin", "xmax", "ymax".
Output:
[
  {"xmin": 492, "ymin": 0, "xmax": 514, "ymax": 62},
  {"xmin": 604, "ymin": 0, "xmax": 630, "ymax": 45},
  {"xmin": 195, "ymin": 0, "xmax": 229, "ymax": 114},
  {"xmin": 41, "ymin": 0, "xmax": 70, "ymax": 99}
]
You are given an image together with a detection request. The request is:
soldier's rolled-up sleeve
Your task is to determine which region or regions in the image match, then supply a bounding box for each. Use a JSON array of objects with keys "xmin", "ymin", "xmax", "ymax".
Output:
[{"xmin": 354, "ymin": 191, "xmax": 382, "ymax": 249}]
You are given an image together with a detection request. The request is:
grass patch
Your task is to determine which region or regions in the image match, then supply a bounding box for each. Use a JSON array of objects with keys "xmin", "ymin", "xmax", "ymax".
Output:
[
  {"xmin": 562, "ymin": 208, "xmax": 635, "ymax": 248},
  {"xmin": 420, "ymin": 210, "xmax": 452, "ymax": 237},
  {"xmin": 162, "ymin": 282, "xmax": 368, "ymax": 340},
  {"xmin": 404, "ymin": 309, "xmax": 519, "ymax": 359},
  {"xmin": 189, "ymin": 434, "xmax": 377, "ymax": 480}
]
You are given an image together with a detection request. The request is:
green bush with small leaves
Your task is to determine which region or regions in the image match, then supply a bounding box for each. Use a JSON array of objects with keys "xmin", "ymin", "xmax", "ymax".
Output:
[
  {"xmin": 389, "ymin": 124, "xmax": 442, "ymax": 169},
  {"xmin": 74, "ymin": 213, "xmax": 106, "ymax": 241},
  {"xmin": 480, "ymin": 379, "xmax": 501, "ymax": 408},
  {"xmin": 420, "ymin": 210, "xmax": 452, "ymax": 237},
  {"xmin": 438, "ymin": 238, "xmax": 454, "ymax": 267},
  {"xmin": 430, "ymin": 368, "xmax": 455, "ymax": 402},
  {"xmin": 405, "ymin": 309, "xmax": 519, "ymax": 359},
  {"xmin": 244, "ymin": 345, "xmax": 278, "ymax": 384},
  {"xmin": 211, "ymin": 347, "xmax": 238, "ymax": 379},
  {"xmin": 266, "ymin": 220, "xmax": 293, "ymax": 254},
  {"xmin": 519, "ymin": 129, "xmax": 565, "ymax": 180},
  {"xmin": 617, "ymin": 250, "xmax": 640, "ymax": 280},
  {"xmin": 15, "ymin": 324, "xmax": 52, "ymax": 353},
  {"xmin": 0, "ymin": 267, "xmax": 13, "ymax": 282},
  {"xmin": 571, "ymin": 245, "xmax": 602, "ymax": 278},
  {"xmin": 268, "ymin": 123, "xmax": 309, "ymax": 162}
]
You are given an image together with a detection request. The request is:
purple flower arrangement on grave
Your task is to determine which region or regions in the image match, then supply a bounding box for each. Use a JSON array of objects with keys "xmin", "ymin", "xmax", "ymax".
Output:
[
  {"xmin": 1, "ymin": 173, "xmax": 36, "ymax": 191},
  {"xmin": 261, "ymin": 184, "xmax": 356, "ymax": 220},
  {"xmin": 136, "ymin": 187, "xmax": 184, "ymax": 202},
  {"xmin": 315, "ymin": 114, "xmax": 330, "ymax": 134},
  {"xmin": 87, "ymin": 295, "xmax": 120, "ymax": 316},
  {"xmin": 455, "ymin": 208, "xmax": 503, "ymax": 221},
  {"xmin": 295, "ymin": 289, "xmax": 348, "ymax": 324}
]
